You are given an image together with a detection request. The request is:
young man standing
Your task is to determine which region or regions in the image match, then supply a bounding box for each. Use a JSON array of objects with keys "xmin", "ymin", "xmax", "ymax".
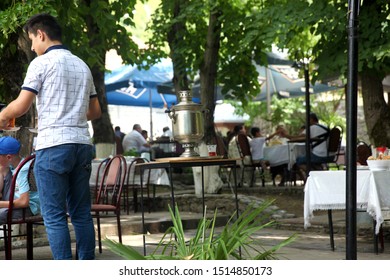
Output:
[{"xmin": 0, "ymin": 14, "xmax": 101, "ymax": 259}]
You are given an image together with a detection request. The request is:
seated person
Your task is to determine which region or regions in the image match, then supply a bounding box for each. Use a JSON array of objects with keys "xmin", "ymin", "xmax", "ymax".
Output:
[
  {"xmin": 250, "ymin": 127, "xmax": 284, "ymax": 185},
  {"xmin": 228, "ymin": 125, "xmax": 249, "ymax": 160},
  {"xmin": 141, "ymin": 130, "xmax": 148, "ymax": 140},
  {"xmin": 270, "ymin": 124, "xmax": 289, "ymax": 145},
  {"xmin": 0, "ymin": 136, "xmax": 40, "ymax": 224},
  {"xmin": 161, "ymin": 126, "xmax": 173, "ymax": 139},
  {"xmin": 122, "ymin": 124, "xmax": 151, "ymax": 155},
  {"xmin": 280, "ymin": 113, "xmax": 332, "ymax": 181},
  {"xmin": 114, "ymin": 126, "xmax": 125, "ymax": 141}
]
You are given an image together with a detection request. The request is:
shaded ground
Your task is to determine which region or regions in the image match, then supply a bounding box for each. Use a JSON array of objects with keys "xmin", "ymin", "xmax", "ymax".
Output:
[{"xmin": 260, "ymin": 191, "xmax": 304, "ymax": 218}]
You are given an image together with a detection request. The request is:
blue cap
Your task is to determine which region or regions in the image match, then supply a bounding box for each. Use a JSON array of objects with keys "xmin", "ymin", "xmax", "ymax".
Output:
[{"xmin": 0, "ymin": 136, "xmax": 21, "ymax": 155}]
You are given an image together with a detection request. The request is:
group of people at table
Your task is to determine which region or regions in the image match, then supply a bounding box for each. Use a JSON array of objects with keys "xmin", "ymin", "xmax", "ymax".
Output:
[
  {"xmin": 226, "ymin": 112, "xmax": 334, "ymax": 186},
  {"xmin": 114, "ymin": 124, "xmax": 176, "ymax": 160}
]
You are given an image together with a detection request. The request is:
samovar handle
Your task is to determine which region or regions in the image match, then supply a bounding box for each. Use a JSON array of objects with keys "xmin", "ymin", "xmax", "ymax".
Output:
[{"xmin": 165, "ymin": 108, "xmax": 177, "ymax": 124}]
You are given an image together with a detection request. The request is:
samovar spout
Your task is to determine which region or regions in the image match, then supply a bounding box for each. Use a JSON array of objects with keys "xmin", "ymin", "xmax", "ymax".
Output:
[{"xmin": 165, "ymin": 108, "xmax": 177, "ymax": 124}]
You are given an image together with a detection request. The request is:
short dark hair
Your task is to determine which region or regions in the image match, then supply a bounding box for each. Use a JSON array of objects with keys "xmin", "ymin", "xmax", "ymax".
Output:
[
  {"xmin": 233, "ymin": 125, "xmax": 243, "ymax": 134},
  {"xmin": 24, "ymin": 13, "xmax": 62, "ymax": 41},
  {"xmin": 250, "ymin": 127, "xmax": 260, "ymax": 137},
  {"xmin": 310, "ymin": 113, "xmax": 319, "ymax": 122}
]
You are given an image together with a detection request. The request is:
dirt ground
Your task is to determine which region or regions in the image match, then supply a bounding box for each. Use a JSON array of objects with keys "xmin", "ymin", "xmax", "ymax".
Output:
[{"xmin": 258, "ymin": 191, "xmax": 305, "ymax": 218}]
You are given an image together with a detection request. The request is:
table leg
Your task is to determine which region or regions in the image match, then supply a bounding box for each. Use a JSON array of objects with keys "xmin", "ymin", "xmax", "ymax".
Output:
[
  {"xmin": 201, "ymin": 166, "xmax": 205, "ymax": 217},
  {"xmin": 233, "ymin": 164, "xmax": 242, "ymax": 257},
  {"xmin": 169, "ymin": 166, "xmax": 175, "ymax": 215},
  {"xmin": 373, "ymin": 219, "xmax": 382, "ymax": 255},
  {"xmin": 328, "ymin": 209, "xmax": 335, "ymax": 251},
  {"xmin": 140, "ymin": 169, "xmax": 146, "ymax": 256}
]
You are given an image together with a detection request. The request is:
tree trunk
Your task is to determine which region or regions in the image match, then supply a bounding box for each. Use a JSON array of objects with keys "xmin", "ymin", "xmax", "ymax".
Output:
[
  {"xmin": 84, "ymin": 0, "xmax": 115, "ymax": 157},
  {"xmin": 200, "ymin": 6, "xmax": 222, "ymax": 145},
  {"xmin": 361, "ymin": 69, "xmax": 390, "ymax": 147},
  {"xmin": 191, "ymin": 4, "xmax": 223, "ymax": 194}
]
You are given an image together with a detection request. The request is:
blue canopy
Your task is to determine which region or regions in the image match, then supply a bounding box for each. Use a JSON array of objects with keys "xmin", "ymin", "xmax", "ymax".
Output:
[
  {"xmin": 105, "ymin": 58, "xmax": 178, "ymax": 108},
  {"xmin": 106, "ymin": 87, "xmax": 177, "ymax": 108}
]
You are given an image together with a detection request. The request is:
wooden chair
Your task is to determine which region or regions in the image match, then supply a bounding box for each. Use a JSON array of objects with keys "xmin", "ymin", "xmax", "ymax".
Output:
[
  {"xmin": 124, "ymin": 157, "xmax": 151, "ymax": 214},
  {"xmin": 320, "ymin": 126, "xmax": 343, "ymax": 170},
  {"xmin": 215, "ymin": 135, "xmax": 239, "ymax": 191},
  {"xmin": 357, "ymin": 141, "xmax": 372, "ymax": 165},
  {"xmin": 1, "ymin": 154, "xmax": 44, "ymax": 260},
  {"xmin": 91, "ymin": 155, "xmax": 127, "ymax": 254},
  {"xmin": 236, "ymin": 134, "xmax": 266, "ymax": 187},
  {"xmin": 92, "ymin": 158, "xmax": 110, "ymax": 200}
]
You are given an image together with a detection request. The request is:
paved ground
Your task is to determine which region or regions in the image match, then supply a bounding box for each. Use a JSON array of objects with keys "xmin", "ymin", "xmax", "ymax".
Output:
[
  {"xmin": 3, "ymin": 209, "xmax": 390, "ymax": 260},
  {"xmin": 2, "ymin": 180, "xmax": 390, "ymax": 260}
]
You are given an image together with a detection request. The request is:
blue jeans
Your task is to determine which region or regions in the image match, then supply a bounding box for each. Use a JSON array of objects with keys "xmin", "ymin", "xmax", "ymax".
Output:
[
  {"xmin": 35, "ymin": 144, "xmax": 95, "ymax": 260},
  {"xmin": 296, "ymin": 152, "xmax": 334, "ymax": 165}
]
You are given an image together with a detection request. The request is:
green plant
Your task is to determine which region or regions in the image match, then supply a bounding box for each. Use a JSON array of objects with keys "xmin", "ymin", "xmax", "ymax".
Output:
[
  {"xmin": 104, "ymin": 200, "xmax": 296, "ymax": 260},
  {"xmin": 123, "ymin": 148, "xmax": 139, "ymax": 157}
]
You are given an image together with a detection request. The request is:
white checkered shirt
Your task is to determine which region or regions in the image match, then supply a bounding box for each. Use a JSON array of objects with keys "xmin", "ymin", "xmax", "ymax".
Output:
[{"xmin": 22, "ymin": 45, "xmax": 97, "ymax": 150}]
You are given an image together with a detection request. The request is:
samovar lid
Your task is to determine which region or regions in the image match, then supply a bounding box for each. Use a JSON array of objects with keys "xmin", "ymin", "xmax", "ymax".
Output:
[{"xmin": 174, "ymin": 90, "xmax": 203, "ymax": 111}]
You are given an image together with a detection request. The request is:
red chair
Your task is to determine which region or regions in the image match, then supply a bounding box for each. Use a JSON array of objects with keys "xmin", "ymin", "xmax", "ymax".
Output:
[
  {"xmin": 91, "ymin": 155, "xmax": 127, "ymax": 253},
  {"xmin": 1, "ymin": 154, "xmax": 44, "ymax": 260}
]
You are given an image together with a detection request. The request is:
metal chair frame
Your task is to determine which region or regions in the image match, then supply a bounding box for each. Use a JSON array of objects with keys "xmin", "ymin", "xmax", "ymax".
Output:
[
  {"xmin": 91, "ymin": 155, "xmax": 127, "ymax": 254},
  {"xmin": 1, "ymin": 154, "xmax": 43, "ymax": 260}
]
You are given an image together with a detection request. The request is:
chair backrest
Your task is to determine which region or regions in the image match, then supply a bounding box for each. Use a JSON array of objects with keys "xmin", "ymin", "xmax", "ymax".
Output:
[
  {"xmin": 94, "ymin": 158, "xmax": 110, "ymax": 199},
  {"xmin": 215, "ymin": 135, "xmax": 228, "ymax": 158},
  {"xmin": 237, "ymin": 134, "xmax": 252, "ymax": 158},
  {"xmin": 95, "ymin": 155, "xmax": 127, "ymax": 207},
  {"xmin": 126, "ymin": 157, "xmax": 149, "ymax": 186},
  {"xmin": 357, "ymin": 141, "xmax": 372, "ymax": 165},
  {"xmin": 327, "ymin": 126, "xmax": 342, "ymax": 155},
  {"xmin": 7, "ymin": 154, "xmax": 36, "ymax": 222}
]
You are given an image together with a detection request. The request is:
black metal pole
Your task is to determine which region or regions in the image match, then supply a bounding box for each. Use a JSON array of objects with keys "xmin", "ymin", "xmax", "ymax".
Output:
[
  {"xmin": 346, "ymin": 0, "xmax": 360, "ymax": 260},
  {"xmin": 304, "ymin": 66, "xmax": 311, "ymax": 177}
]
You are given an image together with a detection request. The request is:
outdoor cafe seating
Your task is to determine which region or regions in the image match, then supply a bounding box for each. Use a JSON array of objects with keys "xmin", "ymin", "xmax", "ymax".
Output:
[
  {"xmin": 91, "ymin": 155, "xmax": 127, "ymax": 254},
  {"xmin": 1, "ymin": 154, "xmax": 44, "ymax": 260}
]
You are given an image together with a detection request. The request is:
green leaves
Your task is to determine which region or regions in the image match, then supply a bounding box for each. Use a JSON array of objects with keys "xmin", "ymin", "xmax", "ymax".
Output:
[{"xmin": 104, "ymin": 201, "xmax": 296, "ymax": 260}]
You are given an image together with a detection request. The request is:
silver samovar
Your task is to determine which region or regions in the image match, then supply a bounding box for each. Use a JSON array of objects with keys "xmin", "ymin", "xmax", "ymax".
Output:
[{"xmin": 167, "ymin": 90, "xmax": 206, "ymax": 157}]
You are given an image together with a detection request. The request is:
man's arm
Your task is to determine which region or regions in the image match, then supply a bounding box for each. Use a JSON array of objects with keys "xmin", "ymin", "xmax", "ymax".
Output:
[
  {"xmin": 87, "ymin": 96, "xmax": 101, "ymax": 121},
  {"xmin": 0, "ymin": 192, "xmax": 30, "ymax": 209},
  {"xmin": 0, "ymin": 90, "xmax": 35, "ymax": 129}
]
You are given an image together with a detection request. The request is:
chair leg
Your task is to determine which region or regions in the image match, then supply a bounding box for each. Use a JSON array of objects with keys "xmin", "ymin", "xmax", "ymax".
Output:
[
  {"xmin": 259, "ymin": 167, "xmax": 265, "ymax": 187},
  {"xmin": 152, "ymin": 184, "xmax": 157, "ymax": 212},
  {"xmin": 133, "ymin": 189, "xmax": 138, "ymax": 213},
  {"xmin": 328, "ymin": 210, "xmax": 335, "ymax": 251},
  {"xmin": 117, "ymin": 212, "xmax": 122, "ymax": 244},
  {"xmin": 26, "ymin": 223, "xmax": 34, "ymax": 260},
  {"xmin": 147, "ymin": 186, "xmax": 151, "ymax": 214},
  {"xmin": 241, "ymin": 167, "xmax": 245, "ymax": 187},
  {"xmin": 3, "ymin": 225, "xmax": 9, "ymax": 260},
  {"xmin": 124, "ymin": 186, "xmax": 129, "ymax": 215},
  {"xmin": 250, "ymin": 168, "xmax": 255, "ymax": 188},
  {"xmin": 6, "ymin": 224, "xmax": 12, "ymax": 260},
  {"xmin": 96, "ymin": 214, "xmax": 102, "ymax": 254}
]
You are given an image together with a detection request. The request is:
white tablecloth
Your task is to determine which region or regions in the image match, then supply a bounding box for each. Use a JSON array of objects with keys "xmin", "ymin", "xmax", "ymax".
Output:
[
  {"xmin": 264, "ymin": 143, "xmax": 305, "ymax": 167},
  {"xmin": 304, "ymin": 169, "xmax": 390, "ymax": 234},
  {"xmin": 90, "ymin": 158, "xmax": 170, "ymax": 187}
]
